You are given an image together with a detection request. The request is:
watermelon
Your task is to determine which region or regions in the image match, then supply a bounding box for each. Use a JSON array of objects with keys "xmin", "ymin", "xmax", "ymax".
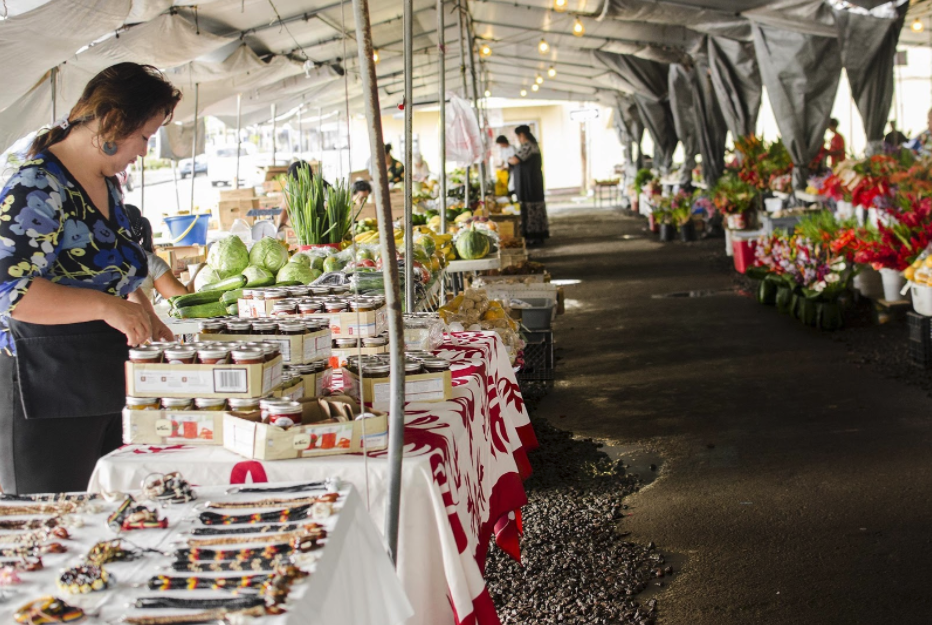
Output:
[{"xmin": 455, "ymin": 228, "xmax": 491, "ymax": 260}]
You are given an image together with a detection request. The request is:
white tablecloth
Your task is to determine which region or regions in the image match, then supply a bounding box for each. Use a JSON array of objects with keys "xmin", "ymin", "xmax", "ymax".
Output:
[{"xmin": 0, "ymin": 485, "xmax": 412, "ymax": 624}]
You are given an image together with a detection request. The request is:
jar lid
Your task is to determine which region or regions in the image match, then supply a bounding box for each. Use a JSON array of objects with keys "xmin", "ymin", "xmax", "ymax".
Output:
[
  {"xmin": 164, "ymin": 347, "xmax": 196, "ymax": 358},
  {"xmin": 404, "ymin": 361, "xmax": 423, "ymax": 374},
  {"xmin": 362, "ymin": 336, "xmax": 388, "ymax": 346},
  {"xmin": 195, "ymin": 398, "xmax": 227, "ymax": 407},
  {"xmin": 228, "ymin": 397, "xmax": 260, "ymax": 409},
  {"xmin": 198, "ymin": 321, "xmax": 225, "ymax": 330},
  {"xmin": 288, "ymin": 287, "xmax": 310, "ymax": 297},
  {"xmin": 279, "ymin": 322, "xmax": 307, "ymax": 332},
  {"xmin": 258, "ymin": 343, "xmax": 281, "ymax": 355},
  {"xmin": 196, "ymin": 347, "xmax": 230, "ymax": 358},
  {"xmin": 162, "ymin": 397, "xmax": 193, "ymax": 406},
  {"xmin": 269, "ymin": 401, "xmax": 303, "ymax": 415},
  {"xmin": 225, "ymin": 320, "xmax": 252, "ymax": 329},
  {"xmin": 361, "ymin": 363, "xmax": 391, "ymax": 376},
  {"xmin": 129, "ymin": 346, "xmax": 162, "ymax": 358},
  {"xmin": 335, "ymin": 338, "xmax": 359, "ymax": 347},
  {"xmin": 231, "ymin": 348, "xmax": 264, "ymax": 360},
  {"xmin": 251, "ymin": 322, "xmax": 279, "ymax": 331},
  {"xmin": 405, "ymin": 351, "xmax": 435, "ymax": 360},
  {"xmin": 126, "ymin": 396, "xmax": 159, "ymax": 404},
  {"xmin": 260, "ymin": 398, "xmax": 294, "ymax": 409},
  {"xmin": 272, "ymin": 301, "xmax": 296, "ymax": 310},
  {"xmin": 420, "ymin": 358, "xmax": 451, "ymax": 371}
]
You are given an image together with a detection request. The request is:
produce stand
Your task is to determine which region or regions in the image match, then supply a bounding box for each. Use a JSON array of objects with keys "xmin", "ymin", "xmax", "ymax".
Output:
[
  {"xmin": 446, "ymin": 257, "xmax": 502, "ymax": 294},
  {"xmin": 91, "ymin": 332, "xmax": 535, "ymax": 625},
  {"xmin": 0, "ymin": 484, "xmax": 412, "ymax": 625}
]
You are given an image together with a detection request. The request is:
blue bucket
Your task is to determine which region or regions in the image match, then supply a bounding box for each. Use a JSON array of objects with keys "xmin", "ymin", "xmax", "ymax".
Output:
[{"xmin": 164, "ymin": 213, "xmax": 211, "ymax": 246}]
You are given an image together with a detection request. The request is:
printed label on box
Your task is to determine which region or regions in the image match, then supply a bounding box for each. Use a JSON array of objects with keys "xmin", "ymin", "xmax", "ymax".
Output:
[
  {"xmin": 299, "ymin": 422, "xmax": 354, "ymax": 456},
  {"xmin": 154, "ymin": 419, "xmax": 173, "ymax": 437},
  {"xmin": 134, "ymin": 369, "xmax": 215, "ymax": 394},
  {"xmin": 214, "ymin": 368, "xmax": 248, "ymax": 393},
  {"xmin": 163, "ymin": 413, "xmax": 217, "ymax": 443},
  {"xmin": 373, "ymin": 377, "xmax": 446, "ymax": 407},
  {"xmin": 292, "ymin": 433, "xmax": 311, "ymax": 450},
  {"xmin": 267, "ymin": 338, "xmax": 292, "ymax": 362},
  {"xmin": 262, "ymin": 362, "xmax": 284, "ymax": 393},
  {"xmin": 361, "ymin": 431, "xmax": 388, "ymax": 450}
]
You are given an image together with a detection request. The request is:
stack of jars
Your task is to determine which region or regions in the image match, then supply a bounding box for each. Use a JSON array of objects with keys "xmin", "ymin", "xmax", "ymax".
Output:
[
  {"xmin": 125, "ymin": 396, "xmax": 262, "ymax": 412},
  {"xmin": 242, "ymin": 286, "xmax": 386, "ymax": 318},
  {"xmin": 345, "ymin": 352, "xmax": 452, "ymax": 377},
  {"xmin": 129, "ymin": 341, "xmax": 281, "ymax": 366},
  {"xmin": 197, "ymin": 318, "xmax": 329, "ymax": 336},
  {"xmin": 333, "ymin": 335, "xmax": 389, "ymax": 350}
]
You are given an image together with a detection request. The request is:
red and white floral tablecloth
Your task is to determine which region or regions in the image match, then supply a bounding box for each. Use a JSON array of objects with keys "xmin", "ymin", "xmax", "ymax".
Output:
[{"xmin": 89, "ymin": 332, "xmax": 537, "ymax": 625}]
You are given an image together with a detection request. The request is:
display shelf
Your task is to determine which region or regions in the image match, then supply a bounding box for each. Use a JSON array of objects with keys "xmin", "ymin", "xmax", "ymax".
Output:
[{"xmin": 447, "ymin": 257, "xmax": 501, "ymax": 273}]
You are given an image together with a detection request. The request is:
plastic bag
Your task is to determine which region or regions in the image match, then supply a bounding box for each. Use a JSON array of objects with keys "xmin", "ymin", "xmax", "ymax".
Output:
[{"xmin": 446, "ymin": 93, "xmax": 483, "ymax": 165}]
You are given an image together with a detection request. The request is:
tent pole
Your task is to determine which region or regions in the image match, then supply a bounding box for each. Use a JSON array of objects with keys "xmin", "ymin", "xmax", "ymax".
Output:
[
  {"xmin": 140, "ymin": 157, "xmax": 145, "ymax": 215},
  {"xmin": 404, "ymin": 0, "xmax": 415, "ymax": 312},
  {"xmin": 351, "ymin": 0, "xmax": 407, "ymax": 566},
  {"xmin": 271, "ymin": 104, "xmax": 277, "ymax": 166},
  {"xmin": 438, "ymin": 0, "xmax": 448, "ymax": 304},
  {"xmin": 464, "ymin": 7, "xmax": 486, "ymax": 205},
  {"xmin": 318, "ymin": 107, "xmax": 324, "ymax": 169},
  {"xmin": 50, "ymin": 67, "xmax": 57, "ymax": 124},
  {"xmin": 191, "ymin": 83, "xmax": 199, "ymax": 213},
  {"xmin": 297, "ymin": 106, "xmax": 303, "ymax": 155},
  {"xmin": 235, "ymin": 94, "xmax": 242, "ymax": 190},
  {"xmin": 457, "ymin": 2, "xmax": 470, "ymax": 212},
  {"xmin": 172, "ymin": 159, "xmax": 181, "ymax": 214}
]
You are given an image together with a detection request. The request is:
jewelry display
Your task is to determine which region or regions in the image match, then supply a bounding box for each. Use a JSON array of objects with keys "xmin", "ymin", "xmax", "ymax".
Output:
[
  {"xmin": 168, "ymin": 558, "xmax": 288, "ymax": 573},
  {"xmin": 198, "ymin": 503, "xmax": 313, "ymax": 526},
  {"xmin": 0, "ymin": 557, "xmax": 42, "ymax": 572},
  {"xmin": 56, "ymin": 564, "xmax": 110, "ymax": 594},
  {"xmin": 86, "ymin": 539, "xmax": 140, "ymax": 566},
  {"xmin": 142, "ymin": 473, "xmax": 196, "ymax": 504},
  {"xmin": 132, "ymin": 595, "xmax": 267, "ymax": 611},
  {"xmin": 184, "ymin": 526, "xmax": 326, "ymax": 549},
  {"xmin": 121, "ymin": 606, "xmax": 269, "ymax": 624},
  {"xmin": 13, "ymin": 595, "xmax": 86, "ymax": 624},
  {"xmin": 227, "ymin": 481, "xmax": 325, "ymax": 495},
  {"xmin": 147, "ymin": 573, "xmax": 272, "ymax": 591},
  {"xmin": 189, "ymin": 523, "xmax": 302, "ymax": 536}
]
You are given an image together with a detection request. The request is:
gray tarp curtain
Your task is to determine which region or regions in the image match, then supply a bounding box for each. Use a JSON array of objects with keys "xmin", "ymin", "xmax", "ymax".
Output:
[
  {"xmin": 707, "ymin": 37, "xmax": 762, "ymax": 140},
  {"xmin": 668, "ymin": 65, "xmax": 699, "ymax": 185},
  {"xmin": 751, "ymin": 24, "xmax": 842, "ymax": 188},
  {"xmin": 593, "ymin": 50, "xmax": 678, "ymax": 173},
  {"xmin": 612, "ymin": 94, "xmax": 645, "ymax": 173},
  {"xmin": 835, "ymin": 3, "xmax": 908, "ymax": 153},
  {"xmin": 669, "ymin": 58, "xmax": 728, "ymax": 186}
]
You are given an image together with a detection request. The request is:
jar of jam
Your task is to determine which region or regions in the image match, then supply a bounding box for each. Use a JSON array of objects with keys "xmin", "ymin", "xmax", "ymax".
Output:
[
  {"xmin": 288, "ymin": 287, "xmax": 310, "ymax": 298},
  {"xmin": 350, "ymin": 301, "xmax": 376, "ymax": 312},
  {"xmin": 129, "ymin": 346, "xmax": 163, "ymax": 364},
  {"xmin": 334, "ymin": 337, "xmax": 359, "ymax": 349},
  {"xmin": 225, "ymin": 320, "xmax": 252, "ymax": 334},
  {"xmin": 228, "ymin": 397, "xmax": 261, "ymax": 412},
  {"xmin": 304, "ymin": 320, "xmax": 328, "ymax": 333},
  {"xmin": 265, "ymin": 401, "xmax": 303, "ymax": 428},
  {"xmin": 126, "ymin": 396, "xmax": 160, "ymax": 411},
  {"xmin": 272, "ymin": 301, "xmax": 297, "ymax": 317},
  {"xmin": 231, "ymin": 348, "xmax": 265, "ymax": 365},
  {"xmin": 260, "ymin": 398, "xmax": 293, "ymax": 421},
  {"xmin": 197, "ymin": 347, "xmax": 230, "ymax": 365},
  {"xmin": 164, "ymin": 347, "xmax": 197, "ymax": 364},
  {"xmin": 362, "ymin": 336, "xmax": 388, "ymax": 347},
  {"xmin": 251, "ymin": 322, "xmax": 279, "ymax": 335},
  {"xmin": 403, "ymin": 360, "xmax": 423, "ymax": 374},
  {"xmin": 258, "ymin": 343, "xmax": 281, "ymax": 362},
  {"xmin": 361, "ymin": 363, "xmax": 391, "ymax": 377},
  {"xmin": 325, "ymin": 302, "xmax": 348, "ymax": 313},
  {"xmin": 195, "ymin": 398, "xmax": 227, "ymax": 411},
  {"xmin": 310, "ymin": 286, "xmax": 331, "ymax": 297},
  {"xmin": 279, "ymin": 322, "xmax": 307, "ymax": 336},
  {"xmin": 298, "ymin": 301, "xmax": 323, "ymax": 315},
  {"xmin": 421, "ymin": 358, "xmax": 451, "ymax": 373},
  {"xmin": 263, "ymin": 290, "xmax": 286, "ymax": 303},
  {"xmin": 198, "ymin": 321, "xmax": 225, "ymax": 334},
  {"xmin": 162, "ymin": 397, "xmax": 193, "ymax": 410}
]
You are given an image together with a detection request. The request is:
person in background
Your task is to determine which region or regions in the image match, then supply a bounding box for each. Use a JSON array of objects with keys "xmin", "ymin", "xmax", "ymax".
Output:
[
  {"xmin": 884, "ymin": 120, "xmax": 908, "ymax": 150},
  {"xmin": 508, "ymin": 125, "xmax": 549, "ymax": 245},
  {"xmin": 825, "ymin": 118, "xmax": 846, "ymax": 168},
  {"xmin": 496, "ymin": 135, "xmax": 516, "ymax": 196},
  {"xmin": 908, "ymin": 109, "xmax": 932, "ymax": 156},
  {"xmin": 384, "ymin": 143, "xmax": 405, "ymax": 184},
  {"xmin": 411, "ymin": 153, "xmax": 430, "ymax": 182},
  {"xmin": 124, "ymin": 204, "xmax": 190, "ymax": 301},
  {"xmin": 0, "ymin": 62, "xmax": 179, "ymax": 494},
  {"xmin": 352, "ymin": 180, "xmax": 372, "ymax": 205}
]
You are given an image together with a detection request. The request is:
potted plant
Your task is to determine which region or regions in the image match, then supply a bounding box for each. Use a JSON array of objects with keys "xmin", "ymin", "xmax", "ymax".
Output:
[
  {"xmin": 672, "ymin": 206, "xmax": 695, "ymax": 241},
  {"xmin": 657, "ymin": 209, "xmax": 677, "ymax": 242},
  {"xmin": 713, "ymin": 174, "xmax": 758, "ymax": 231},
  {"xmin": 283, "ymin": 166, "xmax": 359, "ymax": 250}
]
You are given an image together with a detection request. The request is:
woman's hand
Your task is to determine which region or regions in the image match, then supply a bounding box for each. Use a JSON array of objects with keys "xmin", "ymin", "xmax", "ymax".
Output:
[
  {"xmin": 150, "ymin": 315, "xmax": 174, "ymax": 342},
  {"xmin": 103, "ymin": 297, "xmax": 152, "ymax": 346}
]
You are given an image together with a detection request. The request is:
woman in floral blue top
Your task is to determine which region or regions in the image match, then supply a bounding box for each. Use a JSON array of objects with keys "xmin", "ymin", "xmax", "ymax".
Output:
[{"xmin": 0, "ymin": 63, "xmax": 180, "ymax": 494}]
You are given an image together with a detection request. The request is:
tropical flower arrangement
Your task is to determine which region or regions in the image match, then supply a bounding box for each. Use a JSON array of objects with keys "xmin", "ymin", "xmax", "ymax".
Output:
[
  {"xmin": 712, "ymin": 174, "xmax": 759, "ymax": 216},
  {"xmin": 846, "ymin": 196, "xmax": 932, "ymax": 271},
  {"xmin": 818, "ymin": 151, "xmax": 916, "ymax": 208},
  {"xmin": 729, "ymin": 135, "xmax": 793, "ymax": 192}
]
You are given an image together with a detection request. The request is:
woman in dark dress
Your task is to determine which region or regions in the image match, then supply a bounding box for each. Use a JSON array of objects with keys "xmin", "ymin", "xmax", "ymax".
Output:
[
  {"xmin": 0, "ymin": 63, "xmax": 180, "ymax": 494},
  {"xmin": 508, "ymin": 125, "xmax": 549, "ymax": 245}
]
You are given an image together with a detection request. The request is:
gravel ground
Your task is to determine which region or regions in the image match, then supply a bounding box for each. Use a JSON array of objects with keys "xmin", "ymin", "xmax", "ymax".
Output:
[{"xmin": 485, "ymin": 408, "xmax": 669, "ymax": 625}]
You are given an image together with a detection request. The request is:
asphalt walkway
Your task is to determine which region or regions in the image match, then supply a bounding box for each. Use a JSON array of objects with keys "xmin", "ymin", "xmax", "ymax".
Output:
[{"xmin": 535, "ymin": 205, "xmax": 932, "ymax": 625}]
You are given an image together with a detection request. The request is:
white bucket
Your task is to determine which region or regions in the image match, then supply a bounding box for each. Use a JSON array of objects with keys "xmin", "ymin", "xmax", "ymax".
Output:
[
  {"xmin": 836, "ymin": 200, "xmax": 854, "ymax": 220},
  {"xmin": 853, "ymin": 265, "xmax": 884, "ymax": 300},
  {"xmin": 880, "ymin": 267, "xmax": 907, "ymax": 302},
  {"xmin": 855, "ymin": 205, "xmax": 866, "ymax": 227},
  {"xmin": 911, "ymin": 282, "xmax": 932, "ymax": 316},
  {"xmin": 764, "ymin": 197, "xmax": 783, "ymax": 213},
  {"xmin": 725, "ymin": 228, "xmax": 733, "ymax": 257}
]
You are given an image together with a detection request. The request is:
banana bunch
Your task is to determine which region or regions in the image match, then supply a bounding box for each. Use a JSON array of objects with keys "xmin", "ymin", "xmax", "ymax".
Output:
[{"xmin": 354, "ymin": 229, "xmax": 380, "ymax": 244}]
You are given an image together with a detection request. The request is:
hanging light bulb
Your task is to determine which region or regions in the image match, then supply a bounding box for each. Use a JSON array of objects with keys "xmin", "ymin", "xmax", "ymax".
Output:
[
  {"xmin": 912, "ymin": 18, "xmax": 924, "ymax": 33},
  {"xmin": 535, "ymin": 74, "xmax": 544, "ymax": 85},
  {"xmin": 520, "ymin": 89, "xmax": 528, "ymax": 97},
  {"xmin": 479, "ymin": 43, "xmax": 492, "ymax": 57},
  {"xmin": 484, "ymin": 89, "xmax": 491, "ymax": 97},
  {"xmin": 372, "ymin": 49, "xmax": 380, "ymax": 63},
  {"xmin": 554, "ymin": 0, "xmax": 567, "ymax": 12},
  {"xmin": 572, "ymin": 17, "xmax": 585, "ymax": 37},
  {"xmin": 548, "ymin": 65, "xmax": 557, "ymax": 78},
  {"xmin": 531, "ymin": 83, "xmax": 540, "ymax": 92},
  {"xmin": 538, "ymin": 38, "xmax": 550, "ymax": 54}
]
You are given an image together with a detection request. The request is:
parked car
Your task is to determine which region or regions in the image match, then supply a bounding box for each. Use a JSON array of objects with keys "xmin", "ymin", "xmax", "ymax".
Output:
[
  {"xmin": 209, "ymin": 143, "xmax": 260, "ymax": 187},
  {"xmin": 179, "ymin": 155, "xmax": 208, "ymax": 179}
]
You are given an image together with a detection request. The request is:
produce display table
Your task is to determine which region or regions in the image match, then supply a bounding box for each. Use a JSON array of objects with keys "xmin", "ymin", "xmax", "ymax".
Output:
[
  {"xmin": 0, "ymin": 485, "xmax": 412, "ymax": 625},
  {"xmin": 90, "ymin": 332, "xmax": 536, "ymax": 625},
  {"xmin": 447, "ymin": 258, "xmax": 501, "ymax": 273}
]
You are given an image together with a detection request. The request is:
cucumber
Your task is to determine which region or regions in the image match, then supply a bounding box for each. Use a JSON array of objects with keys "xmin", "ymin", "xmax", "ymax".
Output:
[
  {"xmin": 172, "ymin": 276, "xmax": 247, "ymax": 308},
  {"xmin": 274, "ymin": 280, "xmax": 302, "ymax": 287},
  {"xmin": 221, "ymin": 289, "xmax": 244, "ymax": 305},
  {"xmin": 247, "ymin": 276, "xmax": 276, "ymax": 288},
  {"xmin": 207, "ymin": 275, "xmax": 248, "ymax": 292},
  {"xmin": 226, "ymin": 303, "xmax": 239, "ymax": 316},
  {"xmin": 177, "ymin": 301, "xmax": 228, "ymax": 319}
]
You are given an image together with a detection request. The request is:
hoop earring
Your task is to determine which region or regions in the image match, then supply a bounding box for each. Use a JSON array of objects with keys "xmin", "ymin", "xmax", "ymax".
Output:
[{"xmin": 102, "ymin": 141, "xmax": 118, "ymax": 156}]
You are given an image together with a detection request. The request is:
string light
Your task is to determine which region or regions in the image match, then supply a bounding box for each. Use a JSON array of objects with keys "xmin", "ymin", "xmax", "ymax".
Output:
[
  {"xmin": 912, "ymin": 18, "xmax": 924, "ymax": 33},
  {"xmin": 554, "ymin": 0, "xmax": 567, "ymax": 12},
  {"xmin": 572, "ymin": 17, "xmax": 585, "ymax": 37},
  {"xmin": 484, "ymin": 89, "xmax": 491, "ymax": 97},
  {"xmin": 520, "ymin": 89, "xmax": 528, "ymax": 97},
  {"xmin": 535, "ymin": 74, "xmax": 544, "ymax": 85},
  {"xmin": 372, "ymin": 49, "xmax": 380, "ymax": 63},
  {"xmin": 538, "ymin": 38, "xmax": 550, "ymax": 54},
  {"xmin": 548, "ymin": 65, "xmax": 557, "ymax": 78},
  {"xmin": 479, "ymin": 43, "xmax": 492, "ymax": 57},
  {"xmin": 531, "ymin": 84, "xmax": 539, "ymax": 92}
]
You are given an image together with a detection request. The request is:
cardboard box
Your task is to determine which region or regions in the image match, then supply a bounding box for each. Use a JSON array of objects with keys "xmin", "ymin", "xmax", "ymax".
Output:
[
  {"xmin": 330, "ymin": 345, "xmax": 389, "ymax": 368},
  {"xmin": 194, "ymin": 330, "xmax": 331, "ymax": 365},
  {"xmin": 356, "ymin": 195, "xmax": 406, "ymax": 222},
  {"xmin": 154, "ymin": 245, "xmax": 206, "ymax": 276},
  {"xmin": 272, "ymin": 368, "xmax": 332, "ymax": 400},
  {"xmin": 125, "ymin": 357, "xmax": 283, "ymax": 399},
  {"xmin": 342, "ymin": 368, "xmax": 453, "ymax": 411},
  {"xmin": 263, "ymin": 180, "xmax": 284, "ymax": 194},
  {"xmin": 122, "ymin": 408, "xmax": 225, "ymax": 446},
  {"xmin": 237, "ymin": 302, "xmax": 388, "ymax": 338},
  {"xmin": 490, "ymin": 214, "xmax": 521, "ymax": 240},
  {"xmin": 263, "ymin": 166, "xmax": 290, "ymax": 182},
  {"xmin": 223, "ymin": 396, "xmax": 388, "ymax": 460},
  {"xmin": 216, "ymin": 198, "xmax": 259, "ymax": 230},
  {"xmin": 219, "ymin": 189, "xmax": 257, "ymax": 201},
  {"xmin": 259, "ymin": 194, "xmax": 284, "ymax": 210}
]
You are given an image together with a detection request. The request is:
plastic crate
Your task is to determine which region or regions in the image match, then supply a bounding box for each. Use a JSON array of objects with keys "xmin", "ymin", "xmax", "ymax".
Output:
[
  {"xmin": 518, "ymin": 330, "xmax": 554, "ymax": 381},
  {"xmin": 519, "ymin": 298, "xmax": 556, "ymax": 330},
  {"xmin": 907, "ymin": 312, "xmax": 932, "ymax": 368}
]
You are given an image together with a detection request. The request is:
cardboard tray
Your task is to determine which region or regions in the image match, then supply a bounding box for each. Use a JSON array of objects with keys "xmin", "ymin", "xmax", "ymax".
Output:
[
  {"xmin": 125, "ymin": 357, "xmax": 283, "ymax": 399},
  {"xmin": 237, "ymin": 302, "xmax": 388, "ymax": 338},
  {"xmin": 194, "ymin": 330, "xmax": 332, "ymax": 365},
  {"xmin": 223, "ymin": 395, "xmax": 388, "ymax": 460},
  {"xmin": 341, "ymin": 368, "xmax": 453, "ymax": 411},
  {"xmin": 123, "ymin": 408, "xmax": 225, "ymax": 446}
]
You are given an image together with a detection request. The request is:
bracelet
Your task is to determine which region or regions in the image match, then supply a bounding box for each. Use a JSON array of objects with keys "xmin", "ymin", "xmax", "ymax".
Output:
[
  {"xmin": 133, "ymin": 595, "xmax": 267, "ymax": 611},
  {"xmin": 142, "ymin": 472, "xmax": 196, "ymax": 504},
  {"xmin": 1, "ymin": 544, "xmax": 67, "ymax": 559},
  {"xmin": 169, "ymin": 557, "xmax": 288, "ymax": 573},
  {"xmin": 121, "ymin": 606, "xmax": 269, "ymax": 625},
  {"xmin": 57, "ymin": 564, "xmax": 110, "ymax": 594},
  {"xmin": 147, "ymin": 573, "xmax": 272, "ymax": 592},
  {"xmin": 0, "ymin": 527, "xmax": 70, "ymax": 546},
  {"xmin": 204, "ymin": 492, "xmax": 339, "ymax": 510},
  {"xmin": 0, "ymin": 503, "xmax": 77, "ymax": 516},
  {"xmin": 198, "ymin": 503, "xmax": 313, "ymax": 526},
  {"xmin": 13, "ymin": 596, "xmax": 85, "ymax": 624},
  {"xmin": 86, "ymin": 539, "xmax": 140, "ymax": 566},
  {"xmin": 0, "ymin": 556, "xmax": 42, "ymax": 572},
  {"xmin": 184, "ymin": 527, "xmax": 326, "ymax": 549},
  {"xmin": 228, "ymin": 481, "xmax": 325, "ymax": 495},
  {"xmin": 0, "ymin": 518, "xmax": 60, "ymax": 531},
  {"xmin": 190, "ymin": 523, "xmax": 301, "ymax": 536},
  {"xmin": 174, "ymin": 543, "xmax": 295, "ymax": 563}
]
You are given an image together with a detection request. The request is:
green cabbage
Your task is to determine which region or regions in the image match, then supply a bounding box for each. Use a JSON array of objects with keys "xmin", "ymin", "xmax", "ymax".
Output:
[
  {"xmin": 241, "ymin": 265, "xmax": 273, "ymax": 286},
  {"xmin": 194, "ymin": 266, "xmax": 220, "ymax": 291},
  {"xmin": 207, "ymin": 235, "xmax": 249, "ymax": 279},
  {"xmin": 249, "ymin": 237, "xmax": 289, "ymax": 273},
  {"xmin": 276, "ymin": 264, "xmax": 322, "ymax": 285},
  {"xmin": 289, "ymin": 252, "xmax": 312, "ymax": 267}
]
